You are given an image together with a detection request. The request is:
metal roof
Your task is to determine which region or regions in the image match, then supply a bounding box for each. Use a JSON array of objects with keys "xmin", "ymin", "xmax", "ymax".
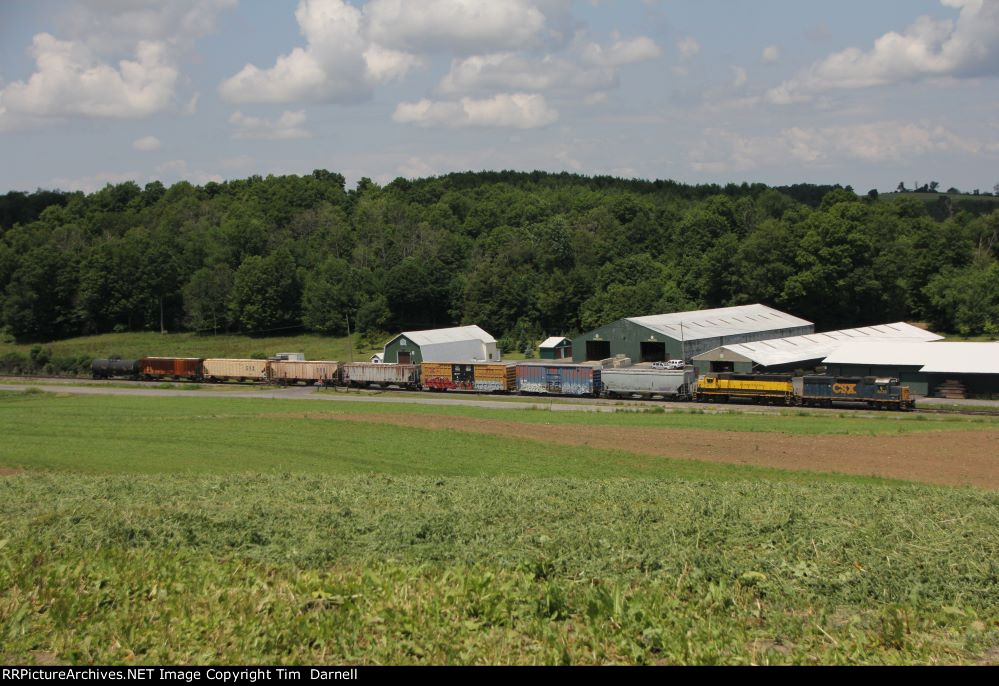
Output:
[
  {"xmin": 400, "ymin": 325, "xmax": 496, "ymax": 346},
  {"xmin": 626, "ymin": 304, "xmax": 812, "ymax": 341},
  {"xmin": 539, "ymin": 336, "xmax": 571, "ymax": 348},
  {"xmin": 694, "ymin": 322, "xmax": 943, "ymax": 367},
  {"xmin": 823, "ymin": 341, "xmax": 999, "ymax": 374}
]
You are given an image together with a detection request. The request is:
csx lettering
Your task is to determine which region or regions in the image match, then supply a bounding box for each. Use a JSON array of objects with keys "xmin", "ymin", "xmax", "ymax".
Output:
[{"xmin": 832, "ymin": 383, "xmax": 857, "ymax": 395}]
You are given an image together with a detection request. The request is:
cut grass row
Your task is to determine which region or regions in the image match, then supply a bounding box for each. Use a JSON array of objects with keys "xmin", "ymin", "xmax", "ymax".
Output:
[{"xmin": 2, "ymin": 472, "xmax": 997, "ymax": 664}]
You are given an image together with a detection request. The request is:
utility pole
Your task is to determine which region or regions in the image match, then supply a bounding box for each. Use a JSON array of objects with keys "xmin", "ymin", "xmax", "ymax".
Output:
[
  {"xmin": 680, "ymin": 321, "xmax": 685, "ymax": 362},
  {"xmin": 346, "ymin": 313, "xmax": 354, "ymax": 362}
]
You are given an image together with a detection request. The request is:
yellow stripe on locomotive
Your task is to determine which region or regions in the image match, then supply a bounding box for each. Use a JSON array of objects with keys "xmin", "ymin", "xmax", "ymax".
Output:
[{"xmin": 695, "ymin": 373, "xmax": 794, "ymax": 403}]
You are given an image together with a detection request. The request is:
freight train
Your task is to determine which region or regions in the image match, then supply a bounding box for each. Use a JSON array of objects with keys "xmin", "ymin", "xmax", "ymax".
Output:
[{"xmin": 91, "ymin": 357, "xmax": 912, "ymax": 409}]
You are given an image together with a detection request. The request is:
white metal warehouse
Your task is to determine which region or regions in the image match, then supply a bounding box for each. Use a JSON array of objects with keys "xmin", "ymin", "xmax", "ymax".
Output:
[
  {"xmin": 382, "ymin": 325, "xmax": 499, "ymax": 364},
  {"xmin": 822, "ymin": 341, "xmax": 999, "ymax": 398},
  {"xmin": 692, "ymin": 322, "xmax": 943, "ymax": 374}
]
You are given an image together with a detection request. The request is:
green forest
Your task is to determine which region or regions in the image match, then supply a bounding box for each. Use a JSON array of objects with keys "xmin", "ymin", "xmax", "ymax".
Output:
[{"xmin": 1, "ymin": 171, "xmax": 997, "ymax": 351}]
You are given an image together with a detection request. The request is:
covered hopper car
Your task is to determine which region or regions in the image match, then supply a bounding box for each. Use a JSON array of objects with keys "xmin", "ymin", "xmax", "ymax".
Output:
[
  {"xmin": 601, "ymin": 368, "xmax": 695, "ymax": 399},
  {"xmin": 341, "ymin": 362, "xmax": 420, "ymax": 389},
  {"xmin": 268, "ymin": 360, "xmax": 340, "ymax": 386},
  {"xmin": 202, "ymin": 358, "xmax": 269, "ymax": 382},
  {"xmin": 139, "ymin": 357, "xmax": 204, "ymax": 380}
]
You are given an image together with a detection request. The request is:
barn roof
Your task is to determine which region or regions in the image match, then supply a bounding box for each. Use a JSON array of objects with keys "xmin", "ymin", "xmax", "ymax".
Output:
[
  {"xmin": 539, "ymin": 336, "xmax": 572, "ymax": 348},
  {"xmin": 823, "ymin": 341, "xmax": 999, "ymax": 374},
  {"xmin": 694, "ymin": 322, "xmax": 942, "ymax": 368},
  {"xmin": 626, "ymin": 304, "xmax": 812, "ymax": 342},
  {"xmin": 401, "ymin": 325, "xmax": 496, "ymax": 346}
]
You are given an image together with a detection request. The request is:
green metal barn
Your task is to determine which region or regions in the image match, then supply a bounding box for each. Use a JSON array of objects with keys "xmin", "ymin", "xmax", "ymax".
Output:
[{"xmin": 572, "ymin": 304, "xmax": 813, "ymax": 363}]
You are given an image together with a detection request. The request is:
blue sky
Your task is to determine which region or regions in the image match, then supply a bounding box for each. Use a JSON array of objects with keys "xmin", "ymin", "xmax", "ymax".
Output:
[{"xmin": 1, "ymin": 0, "xmax": 997, "ymax": 193}]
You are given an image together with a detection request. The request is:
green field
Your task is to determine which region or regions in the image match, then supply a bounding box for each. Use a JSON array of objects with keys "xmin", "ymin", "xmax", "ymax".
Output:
[{"xmin": 2, "ymin": 391, "xmax": 998, "ymax": 665}]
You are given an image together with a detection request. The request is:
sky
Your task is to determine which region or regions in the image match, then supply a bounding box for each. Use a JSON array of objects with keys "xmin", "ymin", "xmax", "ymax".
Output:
[{"xmin": 1, "ymin": 0, "xmax": 997, "ymax": 194}]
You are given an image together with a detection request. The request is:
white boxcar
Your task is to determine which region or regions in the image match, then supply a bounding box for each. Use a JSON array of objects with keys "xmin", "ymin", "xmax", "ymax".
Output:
[
  {"xmin": 269, "ymin": 360, "xmax": 340, "ymax": 385},
  {"xmin": 601, "ymin": 368, "xmax": 695, "ymax": 399},
  {"xmin": 341, "ymin": 363, "xmax": 420, "ymax": 389},
  {"xmin": 202, "ymin": 358, "xmax": 270, "ymax": 382}
]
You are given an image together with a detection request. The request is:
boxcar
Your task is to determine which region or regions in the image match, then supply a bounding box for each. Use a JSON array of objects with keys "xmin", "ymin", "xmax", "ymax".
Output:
[
  {"xmin": 516, "ymin": 363, "xmax": 601, "ymax": 396},
  {"xmin": 341, "ymin": 362, "xmax": 420, "ymax": 389},
  {"xmin": 602, "ymin": 368, "xmax": 695, "ymax": 399},
  {"xmin": 91, "ymin": 358, "xmax": 140, "ymax": 379},
  {"xmin": 694, "ymin": 373, "xmax": 793, "ymax": 404},
  {"xmin": 202, "ymin": 358, "xmax": 269, "ymax": 382},
  {"xmin": 420, "ymin": 362, "xmax": 517, "ymax": 392},
  {"xmin": 139, "ymin": 357, "xmax": 204, "ymax": 380},
  {"xmin": 269, "ymin": 360, "xmax": 340, "ymax": 386},
  {"xmin": 793, "ymin": 375, "xmax": 914, "ymax": 410}
]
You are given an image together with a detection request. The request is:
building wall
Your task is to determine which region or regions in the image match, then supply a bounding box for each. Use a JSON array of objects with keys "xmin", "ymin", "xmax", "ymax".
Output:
[
  {"xmin": 383, "ymin": 336, "xmax": 423, "ymax": 364},
  {"xmin": 540, "ymin": 341, "xmax": 572, "ymax": 360},
  {"xmin": 693, "ymin": 359, "xmax": 754, "ymax": 375},
  {"xmin": 572, "ymin": 319, "xmax": 683, "ymax": 362},
  {"xmin": 573, "ymin": 319, "xmax": 813, "ymax": 363}
]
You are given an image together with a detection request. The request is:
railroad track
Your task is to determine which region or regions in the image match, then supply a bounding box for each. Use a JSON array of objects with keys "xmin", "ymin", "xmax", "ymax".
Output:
[{"xmin": 4, "ymin": 375, "xmax": 998, "ymax": 417}]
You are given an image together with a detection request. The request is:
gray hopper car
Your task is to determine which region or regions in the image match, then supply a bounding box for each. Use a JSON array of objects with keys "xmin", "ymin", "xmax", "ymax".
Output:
[{"xmin": 601, "ymin": 368, "xmax": 696, "ymax": 399}]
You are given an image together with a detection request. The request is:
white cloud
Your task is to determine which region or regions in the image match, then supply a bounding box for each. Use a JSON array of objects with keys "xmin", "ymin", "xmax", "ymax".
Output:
[
  {"xmin": 182, "ymin": 93, "xmax": 199, "ymax": 116},
  {"xmin": 437, "ymin": 34, "xmax": 659, "ymax": 98},
  {"xmin": 229, "ymin": 110, "xmax": 312, "ymax": 139},
  {"xmin": 676, "ymin": 36, "xmax": 700, "ymax": 60},
  {"xmin": 49, "ymin": 170, "xmax": 145, "ymax": 193},
  {"xmin": 761, "ymin": 45, "xmax": 780, "ymax": 64},
  {"xmin": 219, "ymin": 0, "xmax": 421, "ymax": 104},
  {"xmin": 731, "ymin": 66, "xmax": 747, "ymax": 88},
  {"xmin": 58, "ymin": 0, "xmax": 237, "ymax": 54},
  {"xmin": 393, "ymin": 93, "xmax": 558, "ymax": 129},
  {"xmin": 363, "ymin": 0, "xmax": 547, "ymax": 54},
  {"xmin": 0, "ymin": 35, "xmax": 177, "ymax": 119},
  {"xmin": 768, "ymin": 0, "xmax": 999, "ymax": 103},
  {"xmin": 579, "ymin": 36, "xmax": 661, "ymax": 68},
  {"xmin": 438, "ymin": 52, "xmax": 615, "ymax": 95},
  {"xmin": 132, "ymin": 135, "xmax": 161, "ymax": 151},
  {"xmin": 155, "ymin": 160, "xmax": 224, "ymax": 186},
  {"xmin": 689, "ymin": 120, "xmax": 988, "ymax": 173},
  {"xmin": 0, "ymin": 1, "xmax": 234, "ymax": 128}
]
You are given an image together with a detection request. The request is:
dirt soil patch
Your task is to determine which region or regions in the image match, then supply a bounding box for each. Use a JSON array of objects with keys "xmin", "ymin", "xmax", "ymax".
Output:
[
  {"xmin": 0, "ymin": 467, "xmax": 23, "ymax": 477},
  {"xmin": 298, "ymin": 412, "xmax": 999, "ymax": 489}
]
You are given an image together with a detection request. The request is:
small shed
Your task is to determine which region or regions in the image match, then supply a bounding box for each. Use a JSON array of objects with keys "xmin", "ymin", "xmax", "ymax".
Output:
[
  {"xmin": 382, "ymin": 325, "xmax": 499, "ymax": 364},
  {"xmin": 539, "ymin": 336, "xmax": 573, "ymax": 360}
]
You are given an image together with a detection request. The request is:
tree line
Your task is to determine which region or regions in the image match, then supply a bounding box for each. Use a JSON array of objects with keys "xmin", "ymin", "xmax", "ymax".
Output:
[{"xmin": 1, "ymin": 171, "xmax": 997, "ymax": 351}]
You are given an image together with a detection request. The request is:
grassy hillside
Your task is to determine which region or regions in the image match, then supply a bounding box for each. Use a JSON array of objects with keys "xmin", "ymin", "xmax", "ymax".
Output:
[
  {"xmin": 0, "ymin": 331, "xmax": 530, "ymax": 376},
  {"xmin": 0, "ymin": 331, "xmax": 380, "ymax": 362},
  {"xmin": 1, "ymin": 391, "xmax": 998, "ymax": 664}
]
